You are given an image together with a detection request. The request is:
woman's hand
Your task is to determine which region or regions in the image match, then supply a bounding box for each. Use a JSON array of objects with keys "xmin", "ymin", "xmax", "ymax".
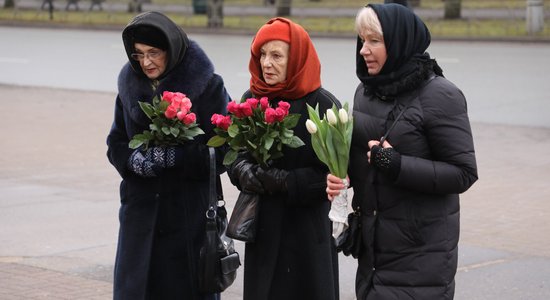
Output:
[
  {"xmin": 326, "ymin": 174, "xmax": 349, "ymax": 201},
  {"xmin": 367, "ymin": 139, "xmax": 392, "ymax": 163}
]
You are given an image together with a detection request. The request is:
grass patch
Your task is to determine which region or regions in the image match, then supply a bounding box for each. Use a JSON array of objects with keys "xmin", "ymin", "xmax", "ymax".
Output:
[{"xmin": 1, "ymin": 1, "xmax": 549, "ymax": 40}]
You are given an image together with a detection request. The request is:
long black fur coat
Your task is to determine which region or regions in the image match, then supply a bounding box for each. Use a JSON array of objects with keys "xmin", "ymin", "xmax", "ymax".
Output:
[{"xmin": 107, "ymin": 37, "xmax": 230, "ymax": 299}]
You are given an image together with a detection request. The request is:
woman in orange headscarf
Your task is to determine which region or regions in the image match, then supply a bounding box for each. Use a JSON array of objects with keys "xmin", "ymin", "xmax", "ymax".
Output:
[{"xmin": 227, "ymin": 18, "xmax": 341, "ymax": 300}]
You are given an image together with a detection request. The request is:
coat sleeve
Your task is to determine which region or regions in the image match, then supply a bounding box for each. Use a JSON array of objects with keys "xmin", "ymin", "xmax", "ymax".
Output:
[
  {"xmin": 395, "ymin": 79, "xmax": 478, "ymax": 194},
  {"xmin": 106, "ymin": 95, "xmax": 134, "ymax": 178}
]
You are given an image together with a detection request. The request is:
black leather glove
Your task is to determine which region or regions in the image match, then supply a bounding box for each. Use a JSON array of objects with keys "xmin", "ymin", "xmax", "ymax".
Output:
[
  {"xmin": 229, "ymin": 159, "xmax": 265, "ymax": 194},
  {"xmin": 256, "ymin": 167, "xmax": 289, "ymax": 194},
  {"xmin": 369, "ymin": 145, "xmax": 401, "ymax": 180},
  {"xmin": 127, "ymin": 146, "xmax": 183, "ymax": 177}
]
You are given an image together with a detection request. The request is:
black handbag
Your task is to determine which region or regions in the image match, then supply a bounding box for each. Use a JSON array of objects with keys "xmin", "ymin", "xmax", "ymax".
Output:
[
  {"xmin": 198, "ymin": 147, "xmax": 241, "ymax": 293},
  {"xmin": 335, "ymin": 208, "xmax": 362, "ymax": 258},
  {"xmin": 226, "ymin": 191, "xmax": 260, "ymax": 243}
]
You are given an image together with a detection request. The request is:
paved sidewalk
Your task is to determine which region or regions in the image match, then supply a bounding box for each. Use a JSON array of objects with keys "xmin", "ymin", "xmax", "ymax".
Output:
[{"xmin": 1, "ymin": 84, "xmax": 549, "ymax": 299}]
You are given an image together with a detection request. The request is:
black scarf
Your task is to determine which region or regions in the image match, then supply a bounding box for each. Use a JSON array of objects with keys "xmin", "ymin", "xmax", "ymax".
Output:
[{"xmin": 356, "ymin": 3, "xmax": 443, "ymax": 97}]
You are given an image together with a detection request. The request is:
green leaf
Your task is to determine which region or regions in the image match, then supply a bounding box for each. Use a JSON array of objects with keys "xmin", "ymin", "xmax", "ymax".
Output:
[
  {"xmin": 186, "ymin": 127, "xmax": 205, "ymax": 137},
  {"xmin": 329, "ymin": 125, "xmax": 348, "ymax": 178},
  {"xmin": 158, "ymin": 100, "xmax": 169, "ymax": 111},
  {"xmin": 138, "ymin": 101, "xmax": 156, "ymax": 119},
  {"xmin": 223, "ymin": 150, "xmax": 238, "ymax": 166},
  {"xmin": 170, "ymin": 127, "xmax": 180, "ymax": 137},
  {"xmin": 228, "ymin": 124, "xmax": 240, "ymax": 138},
  {"xmin": 128, "ymin": 139, "xmax": 144, "ymax": 149},
  {"xmin": 324, "ymin": 126, "xmax": 338, "ymax": 175},
  {"xmin": 283, "ymin": 114, "xmax": 300, "ymax": 128},
  {"xmin": 162, "ymin": 127, "xmax": 171, "ymax": 135},
  {"xmin": 207, "ymin": 135, "xmax": 227, "ymax": 147},
  {"xmin": 264, "ymin": 136, "xmax": 274, "ymax": 150},
  {"xmin": 128, "ymin": 132, "xmax": 151, "ymax": 149},
  {"xmin": 286, "ymin": 136, "xmax": 305, "ymax": 148},
  {"xmin": 310, "ymin": 133, "xmax": 329, "ymax": 166}
]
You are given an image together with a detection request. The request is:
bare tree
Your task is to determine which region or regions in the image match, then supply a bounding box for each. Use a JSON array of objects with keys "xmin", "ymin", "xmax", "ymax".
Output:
[
  {"xmin": 207, "ymin": 0, "xmax": 223, "ymax": 28},
  {"xmin": 409, "ymin": 0, "xmax": 421, "ymax": 7},
  {"xmin": 444, "ymin": 0, "xmax": 461, "ymax": 19},
  {"xmin": 277, "ymin": 0, "xmax": 291, "ymax": 16},
  {"xmin": 128, "ymin": 0, "xmax": 142, "ymax": 13},
  {"xmin": 4, "ymin": 0, "xmax": 15, "ymax": 8}
]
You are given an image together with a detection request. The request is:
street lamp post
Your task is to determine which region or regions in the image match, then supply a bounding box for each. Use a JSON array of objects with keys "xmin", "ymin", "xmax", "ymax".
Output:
[{"xmin": 526, "ymin": 0, "xmax": 544, "ymax": 35}]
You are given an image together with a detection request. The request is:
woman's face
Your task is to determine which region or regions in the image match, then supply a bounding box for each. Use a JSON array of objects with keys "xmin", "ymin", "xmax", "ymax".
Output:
[
  {"xmin": 132, "ymin": 43, "xmax": 167, "ymax": 80},
  {"xmin": 259, "ymin": 40, "xmax": 289, "ymax": 85},
  {"xmin": 358, "ymin": 30, "xmax": 387, "ymax": 76}
]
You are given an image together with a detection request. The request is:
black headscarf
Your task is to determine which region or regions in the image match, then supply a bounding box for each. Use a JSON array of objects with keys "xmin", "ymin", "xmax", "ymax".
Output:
[
  {"xmin": 356, "ymin": 4, "xmax": 443, "ymax": 94},
  {"xmin": 122, "ymin": 11, "xmax": 190, "ymax": 80}
]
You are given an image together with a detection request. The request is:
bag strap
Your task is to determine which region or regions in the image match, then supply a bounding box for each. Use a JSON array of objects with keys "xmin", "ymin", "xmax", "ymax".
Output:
[
  {"xmin": 379, "ymin": 106, "xmax": 408, "ymax": 146},
  {"xmin": 207, "ymin": 147, "xmax": 218, "ymax": 218}
]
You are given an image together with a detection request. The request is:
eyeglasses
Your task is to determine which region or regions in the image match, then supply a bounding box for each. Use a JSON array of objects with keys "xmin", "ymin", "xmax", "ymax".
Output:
[{"xmin": 130, "ymin": 50, "xmax": 165, "ymax": 61}]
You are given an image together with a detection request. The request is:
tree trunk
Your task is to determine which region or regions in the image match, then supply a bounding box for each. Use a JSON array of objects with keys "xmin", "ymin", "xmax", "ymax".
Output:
[
  {"xmin": 277, "ymin": 0, "xmax": 291, "ymax": 16},
  {"xmin": 409, "ymin": 0, "xmax": 420, "ymax": 7},
  {"xmin": 4, "ymin": 0, "xmax": 15, "ymax": 8},
  {"xmin": 444, "ymin": 0, "xmax": 461, "ymax": 19},
  {"xmin": 127, "ymin": 0, "xmax": 142, "ymax": 13},
  {"xmin": 207, "ymin": 0, "xmax": 223, "ymax": 28}
]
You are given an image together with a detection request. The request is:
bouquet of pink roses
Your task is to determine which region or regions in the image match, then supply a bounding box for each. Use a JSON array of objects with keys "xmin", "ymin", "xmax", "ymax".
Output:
[
  {"xmin": 207, "ymin": 97, "xmax": 304, "ymax": 167},
  {"xmin": 129, "ymin": 91, "xmax": 204, "ymax": 149}
]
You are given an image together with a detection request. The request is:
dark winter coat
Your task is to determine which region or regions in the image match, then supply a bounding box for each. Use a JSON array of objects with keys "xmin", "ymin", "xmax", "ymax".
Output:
[
  {"xmin": 350, "ymin": 74, "xmax": 478, "ymax": 299},
  {"xmin": 237, "ymin": 88, "xmax": 340, "ymax": 300},
  {"xmin": 349, "ymin": 4, "xmax": 478, "ymax": 299},
  {"xmin": 106, "ymin": 11, "xmax": 230, "ymax": 300}
]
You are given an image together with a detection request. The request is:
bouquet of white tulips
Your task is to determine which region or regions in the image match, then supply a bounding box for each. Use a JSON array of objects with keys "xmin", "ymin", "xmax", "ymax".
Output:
[
  {"xmin": 306, "ymin": 103, "xmax": 353, "ymax": 240},
  {"xmin": 306, "ymin": 103, "xmax": 353, "ymax": 179}
]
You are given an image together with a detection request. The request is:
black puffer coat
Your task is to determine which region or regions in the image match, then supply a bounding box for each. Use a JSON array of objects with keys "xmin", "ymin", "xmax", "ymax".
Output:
[
  {"xmin": 106, "ymin": 11, "xmax": 230, "ymax": 300},
  {"xmin": 350, "ymin": 4, "xmax": 478, "ymax": 300},
  {"xmin": 350, "ymin": 74, "xmax": 478, "ymax": 299}
]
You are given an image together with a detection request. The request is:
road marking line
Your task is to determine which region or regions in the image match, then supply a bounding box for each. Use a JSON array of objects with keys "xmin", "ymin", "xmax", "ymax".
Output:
[{"xmin": 458, "ymin": 258, "xmax": 508, "ymax": 272}]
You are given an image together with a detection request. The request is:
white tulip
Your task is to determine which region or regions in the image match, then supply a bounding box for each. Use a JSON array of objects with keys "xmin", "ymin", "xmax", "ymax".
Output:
[
  {"xmin": 338, "ymin": 108, "xmax": 348, "ymax": 124},
  {"xmin": 326, "ymin": 109, "xmax": 337, "ymax": 125},
  {"xmin": 306, "ymin": 119, "xmax": 317, "ymax": 134}
]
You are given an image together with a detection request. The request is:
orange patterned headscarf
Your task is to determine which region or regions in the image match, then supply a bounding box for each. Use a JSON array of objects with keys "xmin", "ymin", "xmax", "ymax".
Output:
[{"xmin": 249, "ymin": 17, "xmax": 321, "ymax": 100}]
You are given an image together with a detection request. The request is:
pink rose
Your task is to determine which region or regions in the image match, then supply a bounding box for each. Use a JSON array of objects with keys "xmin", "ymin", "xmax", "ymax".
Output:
[
  {"xmin": 227, "ymin": 101, "xmax": 242, "ymax": 117},
  {"xmin": 278, "ymin": 101, "xmax": 290, "ymax": 115},
  {"xmin": 211, "ymin": 114, "xmax": 231, "ymax": 131},
  {"xmin": 162, "ymin": 91, "xmax": 175, "ymax": 103},
  {"xmin": 165, "ymin": 105, "xmax": 178, "ymax": 119},
  {"xmin": 219, "ymin": 116, "xmax": 231, "ymax": 130},
  {"xmin": 180, "ymin": 96, "xmax": 192, "ymax": 112},
  {"xmin": 274, "ymin": 107, "xmax": 287, "ymax": 122},
  {"xmin": 260, "ymin": 97, "xmax": 269, "ymax": 111},
  {"xmin": 239, "ymin": 102, "xmax": 253, "ymax": 117},
  {"xmin": 265, "ymin": 108, "xmax": 276, "ymax": 124},
  {"xmin": 246, "ymin": 98, "xmax": 259, "ymax": 109},
  {"xmin": 183, "ymin": 112, "xmax": 196, "ymax": 125},
  {"xmin": 177, "ymin": 110, "xmax": 186, "ymax": 121}
]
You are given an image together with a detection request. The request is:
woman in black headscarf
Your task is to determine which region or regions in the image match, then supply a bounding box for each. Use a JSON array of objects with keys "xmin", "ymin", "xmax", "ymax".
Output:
[
  {"xmin": 107, "ymin": 11, "xmax": 230, "ymax": 300},
  {"xmin": 326, "ymin": 4, "xmax": 478, "ymax": 299}
]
